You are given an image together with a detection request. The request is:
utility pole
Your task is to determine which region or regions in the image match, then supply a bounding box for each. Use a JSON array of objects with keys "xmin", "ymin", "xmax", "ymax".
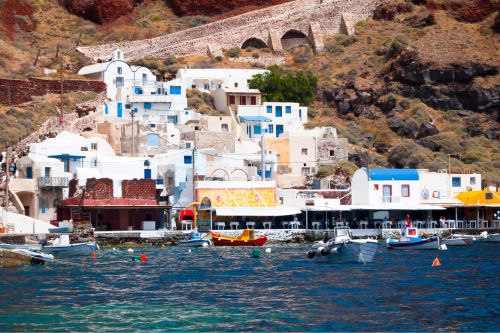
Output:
[
  {"xmin": 260, "ymin": 124, "xmax": 265, "ymax": 181},
  {"xmin": 60, "ymin": 59, "xmax": 64, "ymax": 130},
  {"xmin": 130, "ymin": 109, "xmax": 135, "ymax": 157},
  {"xmin": 192, "ymin": 131, "xmax": 197, "ymax": 202},
  {"xmin": 3, "ymin": 147, "xmax": 10, "ymax": 222}
]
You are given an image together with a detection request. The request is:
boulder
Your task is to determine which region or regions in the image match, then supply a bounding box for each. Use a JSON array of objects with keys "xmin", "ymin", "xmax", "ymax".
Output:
[
  {"xmin": 373, "ymin": 142, "xmax": 390, "ymax": 153},
  {"xmin": 416, "ymin": 139, "xmax": 437, "ymax": 152},
  {"xmin": 416, "ymin": 121, "xmax": 438, "ymax": 139},
  {"xmin": 373, "ymin": 0, "xmax": 413, "ymax": 21},
  {"xmin": 376, "ymin": 94, "xmax": 397, "ymax": 113},
  {"xmin": 349, "ymin": 151, "xmax": 372, "ymax": 168},
  {"xmin": 404, "ymin": 9, "xmax": 435, "ymax": 28},
  {"xmin": 389, "ymin": 116, "xmax": 419, "ymax": 138}
]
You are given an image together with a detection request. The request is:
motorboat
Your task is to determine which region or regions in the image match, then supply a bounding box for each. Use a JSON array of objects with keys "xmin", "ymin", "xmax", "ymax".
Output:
[
  {"xmin": 387, "ymin": 225, "xmax": 440, "ymax": 250},
  {"xmin": 442, "ymin": 236, "xmax": 473, "ymax": 246},
  {"xmin": 42, "ymin": 235, "xmax": 99, "ymax": 257},
  {"xmin": 483, "ymin": 233, "xmax": 500, "ymax": 243},
  {"xmin": 210, "ymin": 229, "xmax": 267, "ymax": 247},
  {"xmin": 307, "ymin": 227, "xmax": 378, "ymax": 264},
  {"xmin": 1, "ymin": 248, "xmax": 54, "ymax": 267},
  {"xmin": 179, "ymin": 231, "xmax": 212, "ymax": 247}
]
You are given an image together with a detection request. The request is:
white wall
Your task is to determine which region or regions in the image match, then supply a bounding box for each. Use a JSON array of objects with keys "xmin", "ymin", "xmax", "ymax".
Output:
[
  {"xmin": 351, "ymin": 169, "xmax": 369, "ymax": 205},
  {"xmin": 177, "ymin": 68, "xmax": 268, "ymax": 93},
  {"xmin": 0, "ymin": 207, "xmax": 52, "ymax": 234}
]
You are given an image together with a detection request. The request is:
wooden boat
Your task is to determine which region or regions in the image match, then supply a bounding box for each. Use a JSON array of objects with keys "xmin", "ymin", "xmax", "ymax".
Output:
[
  {"xmin": 210, "ymin": 229, "xmax": 267, "ymax": 247},
  {"xmin": 387, "ymin": 226, "xmax": 440, "ymax": 250},
  {"xmin": 307, "ymin": 227, "xmax": 378, "ymax": 264},
  {"xmin": 179, "ymin": 231, "xmax": 212, "ymax": 247},
  {"xmin": 42, "ymin": 235, "xmax": 99, "ymax": 257},
  {"xmin": 0, "ymin": 248, "xmax": 54, "ymax": 267}
]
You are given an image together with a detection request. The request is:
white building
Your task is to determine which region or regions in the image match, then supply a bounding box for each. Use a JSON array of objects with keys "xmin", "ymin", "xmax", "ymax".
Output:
[
  {"xmin": 176, "ymin": 68, "xmax": 268, "ymax": 93},
  {"xmin": 78, "ymin": 49, "xmax": 156, "ymax": 102}
]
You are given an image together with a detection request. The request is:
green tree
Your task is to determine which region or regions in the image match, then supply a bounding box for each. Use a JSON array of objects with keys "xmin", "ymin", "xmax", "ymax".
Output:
[{"xmin": 248, "ymin": 66, "xmax": 318, "ymax": 105}]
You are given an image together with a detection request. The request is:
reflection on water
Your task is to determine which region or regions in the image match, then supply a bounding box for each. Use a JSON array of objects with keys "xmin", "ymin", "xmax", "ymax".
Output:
[{"xmin": 0, "ymin": 243, "xmax": 499, "ymax": 331}]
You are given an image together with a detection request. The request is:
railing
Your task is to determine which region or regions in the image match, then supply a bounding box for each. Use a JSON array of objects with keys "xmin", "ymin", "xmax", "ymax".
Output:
[
  {"xmin": 37, "ymin": 177, "xmax": 69, "ymax": 188},
  {"xmin": 382, "ymin": 196, "xmax": 400, "ymax": 203}
]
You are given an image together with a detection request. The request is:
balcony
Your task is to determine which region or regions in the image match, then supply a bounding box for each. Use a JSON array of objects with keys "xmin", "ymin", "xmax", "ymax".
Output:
[
  {"xmin": 382, "ymin": 196, "xmax": 400, "ymax": 204},
  {"xmin": 37, "ymin": 177, "xmax": 69, "ymax": 188}
]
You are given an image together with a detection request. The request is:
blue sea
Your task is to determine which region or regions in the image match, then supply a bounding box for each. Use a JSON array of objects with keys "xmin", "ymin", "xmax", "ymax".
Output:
[{"xmin": 0, "ymin": 242, "xmax": 499, "ymax": 332}]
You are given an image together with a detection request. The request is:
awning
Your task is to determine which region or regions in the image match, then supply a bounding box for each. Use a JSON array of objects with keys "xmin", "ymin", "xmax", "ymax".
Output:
[
  {"xmin": 49, "ymin": 154, "xmax": 85, "ymax": 160},
  {"xmin": 348, "ymin": 204, "xmax": 446, "ymax": 211},
  {"xmin": 303, "ymin": 206, "xmax": 351, "ymax": 211},
  {"xmin": 215, "ymin": 206, "xmax": 301, "ymax": 217},
  {"xmin": 239, "ymin": 116, "xmax": 272, "ymax": 122}
]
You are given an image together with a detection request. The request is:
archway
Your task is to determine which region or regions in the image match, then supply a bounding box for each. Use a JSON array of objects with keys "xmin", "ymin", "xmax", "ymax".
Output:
[
  {"xmin": 242, "ymin": 37, "xmax": 268, "ymax": 50},
  {"xmin": 281, "ymin": 30, "xmax": 312, "ymax": 50}
]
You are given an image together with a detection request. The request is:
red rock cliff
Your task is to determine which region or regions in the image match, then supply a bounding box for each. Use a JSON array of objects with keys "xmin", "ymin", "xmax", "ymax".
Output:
[
  {"xmin": 59, "ymin": 0, "xmax": 136, "ymax": 24},
  {"xmin": 168, "ymin": 0, "xmax": 291, "ymax": 17}
]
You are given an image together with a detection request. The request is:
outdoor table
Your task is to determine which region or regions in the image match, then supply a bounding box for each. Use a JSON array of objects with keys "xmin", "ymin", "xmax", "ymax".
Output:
[
  {"xmin": 312, "ymin": 221, "xmax": 320, "ymax": 230},
  {"xmin": 382, "ymin": 221, "xmax": 392, "ymax": 229},
  {"xmin": 290, "ymin": 221, "xmax": 300, "ymax": 229},
  {"xmin": 263, "ymin": 221, "xmax": 272, "ymax": 229},
  {"xmin": 181, "ymin": 221, "xmax": 193, "ymax": 230},
  {"xmin": 230, "ymin": 222, "xmax": 239, "ymax": 230},
  {"xmin": 215, "ymin": 222, "xmax": 226, "ymax": 230},
  {"xmin": 246, "ymin": 221, "xmax": 256, "ymax": 229},
  {"xmin": 281, "ymin": 221, "xmax": 289, "ymax": 229},
  {"xmin": 359, "ymin": 221, "xmax": 368, "ymax": 229}
]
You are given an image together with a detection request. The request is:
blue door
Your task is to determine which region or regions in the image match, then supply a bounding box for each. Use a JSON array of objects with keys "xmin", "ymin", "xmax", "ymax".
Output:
[
  {"xmin": 275, "ymin": 106, "xmax": 282, "ymax": 117},
  {"xmin": 144, "ymin": 169, "xmax": 151, "ymax": 179},
  {"xmin": 117, "ymin": 102, "xmax": 123, "ymax": 118},
  {"xmin": 276, "ymin": 125, "xmax": 284, "ymax": 138},
  {"xmin": 253, "ymin": 124, "xmax": 261, "ymax": 135},
  {"xmin": 26, "ymin": 167, "xmax": 33, "ymax": 179}
]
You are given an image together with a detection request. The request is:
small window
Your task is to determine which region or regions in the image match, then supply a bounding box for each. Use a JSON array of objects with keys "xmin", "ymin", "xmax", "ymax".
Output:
[
  {"xmin": 329, "ymin": 150, "xmax": 335, "ymax": 157},
  {"xmin": 142, "ymin": 73, "xmax": 147, "ymax": 85},
  {"xmin": 221, "ymin": 124, "xmax": 228, "ymax": 132},
  {"xmin": 169, "ymin": 86, "xmax": 181, "ymax": 95},
  {"xmin": 285, "ymin": 106, "xmax": 291, "ymax": 114},
  {"xmin": 250, "ymin": 96, "xmax": 257, "ymax": 105},
  {"xmin": 194, "ymin": 126, "xmax": 200, "ymax": 131},
  {"xmin": 452, "ymin": 177, "xmax": 461, "ymax": 187},
  {"xmin": 234, "ymin": 82, "xmax": 238, "ymax": 88},
  {"xmin": 149, "ymin": 124, "xmax": 155, "ymax": 129},
  {"xmin": 229, "ymin": 95, "xmax": 236, "ymax": 104},
  {"xmin": 485, "ymin": 192, "xmax": 493, "ymax": 200},
  {"xmin": 301, "ymin": 148, "xmax": 308, "ymax": 155},
  {"xmin": 184, "ymin": 156, "xmax": 193, "ymax": 164},
  {"xmin": 374, "ymin": 184, "xmax": 379, "ymax": 190},
  {"xmin": 268, "ymin": 124, "xmax": 274, "ymax": 134},
  {"xmin": 239, "ymin": 95, "xmax": 246, "ymax": 105},
  {"xmin": 470, "ymin": 177, "xmax": 476, "ymax": 185},
  {"xmin": 144, "ymin": 102, "xmax": 152, "ymax": 110},
  {"xmin": 185, "ymin": 142, "xmax": 192, "ymax": 149},
  {"xmin": 115, "ymin": 77, "xmax": 124, "ymax": 88},
  {"xmin": 117, "ymin": 67, "xmax": 122, "ymax": 74},
  {"xmin": 401, "ymin": 184, "xmax": 410, "ymax": 197},
  {"xmin": 191, "ymin": 84, "xmax": 196, "ymax": 89},
  {"xmin": 91, "ymin": 143, "xmax": 98, "ymax": 150},
  {"xmin": 125, "ymin": 104, "xmax": 131, "ymax": 109},
  {"xmin": 301, "ymin": 167, "xmax": 311, "ymax": 175},
  {"xmin": 266, "ymin": 105, "xmax": 272, "ymax": 113},
  {"xmin": 204, "ymin": 83, "xmax": 209, "ymax": 90}
]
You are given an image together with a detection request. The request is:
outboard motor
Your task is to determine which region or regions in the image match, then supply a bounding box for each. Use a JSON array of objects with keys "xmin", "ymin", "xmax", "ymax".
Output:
[
  {"xmin": 320, "ymin": 247, "xmax": 330, "ymax": 256},
  {"xmin": 307, "ymin": 250, "xmax": 316, "ymax": 258}
]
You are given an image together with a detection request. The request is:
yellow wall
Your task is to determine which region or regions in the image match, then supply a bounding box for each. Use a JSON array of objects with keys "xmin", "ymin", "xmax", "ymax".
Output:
[
  {"xmin": 197, "ymin": 188, "xmax": 277, "ymax": 207},
  {"xmin": 265, "ymin": 137, "xmax": 291, "ymax": 173}
]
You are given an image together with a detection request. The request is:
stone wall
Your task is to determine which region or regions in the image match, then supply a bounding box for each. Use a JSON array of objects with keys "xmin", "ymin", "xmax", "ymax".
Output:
[
  {"xmin": 181, "ymin": 131, "xmax": 235, "ymax": 153},
  {"xmin": 0, "ymin": 78, "xmax": 106, "ymax": 105},
  {"xmin": 317, "ymin": 137, "xmax": 349, "ymax": 164},
  {"xmin": 121, "ymin": 179, "xmax": 156, "ymax": 200},
  {"xmin": 77, "ymin": 0, "xmax": 380, "ymax": 61},
  {"xmin": 84, "ymin": 178, "xmax": 114, "ymax": 200}
]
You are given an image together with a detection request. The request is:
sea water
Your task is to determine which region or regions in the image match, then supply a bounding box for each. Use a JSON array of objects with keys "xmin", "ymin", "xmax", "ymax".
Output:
[{"xmin": 0, "ymin": 243, "xmax": 498, "ymax": 332}]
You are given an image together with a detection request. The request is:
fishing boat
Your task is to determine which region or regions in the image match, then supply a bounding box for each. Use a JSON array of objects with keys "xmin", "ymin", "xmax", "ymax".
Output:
[
  {"xmin": 210, "ymin": 229, "xmax": 267, "ymax": 247},
  {"xmin": 0, "ymin": 248, "xmax": 54, "ymax": 267},
  {"xmin": 42, "ymin": 235, "xmax": 99, "ymax": 257},
  {"xmin": 483, "ymin": 233, "xmax": 500, "ymax": 243},
  {"xmin": 307, "ymin": 227, "xmax": 378, "ymax": 264},
  {"xmin": 179, "ymin": 231, "xmax": 212, "ymax": 247},
  {"xmin": 387, "ymin": 225, "xmax": 440, "ymax": 250},
  {"xmin": 442, "ymin": 236, "xmax": 473, "ymax": 246}
]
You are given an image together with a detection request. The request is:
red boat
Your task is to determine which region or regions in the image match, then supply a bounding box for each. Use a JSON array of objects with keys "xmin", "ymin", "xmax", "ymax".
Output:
[{"xmin": 210, "ymin": 229, "xmax": 268, "ymax": 247}]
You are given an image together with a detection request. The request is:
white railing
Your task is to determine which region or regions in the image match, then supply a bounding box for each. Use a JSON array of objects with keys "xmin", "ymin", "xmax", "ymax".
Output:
[
  {"xmin": 37, "ymin": 177, "xmax": 69, "ymax": 188},
  {"xmin": 382, "ymin": 196, "xmax": 400, "ymax": 203}
]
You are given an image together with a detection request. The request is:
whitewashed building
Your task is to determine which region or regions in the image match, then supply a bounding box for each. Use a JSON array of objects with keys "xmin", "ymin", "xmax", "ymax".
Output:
[{"xmin": 176, "ymin": 68, "xmax": 268, "ymax": 93}]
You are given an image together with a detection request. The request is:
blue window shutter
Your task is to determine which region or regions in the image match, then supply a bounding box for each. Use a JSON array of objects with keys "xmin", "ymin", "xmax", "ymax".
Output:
[
  {"xmin": 144, "ymin": 169, "xmax": 152, "ymax": 179},
  {"xmin": 268, "ymin": 124, "xmax": 274, "ymax": 133},
  {"xmin": 104, "ymin": 104, "xmax": 109, "ymax": 115},
  {"xmin": 170, "ymin": 86, "xmax": 181, "ymax": 95},
  {"xmin": 286, "ymin": 106, "xmax": 291, "ymax": 113},
  {"xmin": 266, "ymin": 105, "xmax": 272, "ymax": 113},
  {"xmin": 26, "ymin": 167, "xmax": 33, "ymax": 179},
  {"xmin": 184, "ymin": 156, "xmax": 192, "ymax": 164},
  {"xmin": 117, "ymin": 102, "xmax": 123, "ymax": 118},
  {"xmin": 276, "ymin": 106, "xmax": 282, "ymax": 117},
  {"xmin": 299, "ymin": 108, "xmax": 302, "ymax": 119},
  {"xmin": 254, "ymin": 124, "xmax": 261, "ymax": 135},
  {"xmin": 144, "ymin": 102, "xmax": 152, "ymax": 110},
  {"xmin": 276, "ymin": 125, "xmax": 284, "ymax": 137}
]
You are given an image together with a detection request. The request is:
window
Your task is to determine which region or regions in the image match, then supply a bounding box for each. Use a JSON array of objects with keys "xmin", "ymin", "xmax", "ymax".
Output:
[
  {"xmin": 401, "ymin": 184, "xmax": 410, "ymax": 197},
  {"xmin": 159, "ymin": 115, "xmax": 166, "ymax": 122},
  {"xmin": 125, "ymin": 104, "xmax": 131, "ymax": 109},
  {"xmin": 452, "ymin": 177, "xmax": 461, "ymax": 187},
  {"xmin": 239, "ymin": 95, "xmax": 246, "ymax": 105},
  {"xmin": 44, "ymin": 167, "xmax": 51, "ymax": 177},
  {"xmin": 382, "ymin": 185, "xmax": 392, "ymax": 202},
  {"xmin": 146, "ymin": 133, "xmax": 160, "ymax": 147},
  {"xmin": 26, "ymin": 167, "xmax": 33, "ymax": 179},
  {"xmin": 91, "ymin": 143, "xmax": 98, "ymax": 150},
  {"xmin": 250, "ymin": 96, "xmax": 257, "ymax": 105},
  {"xmin": 253, "ymin": 124, "xmax": 261, "ymax": 135},
  {"xmin": 268, "ymin": 124, "xmax": 274, "ymax": 134},
  {"xmin": 301, "ymin": 148, "xmax": 308, "ymax": 155},
  {"xmin": 169, "ymin": 86, "xmax": 181, "ymax": 95},
  {"xmin": 299, "ymin": 108, "xmax": 302, "ymax": 119},
  {"xmin": 115, "ymin": 77, "xmax": 124, "ymax": 88},
  {"xmin": 234, "ymin": 82, "xmax": 238, "ymax": 88},
  {"xmin": 204, "ymin": 83, "xmax": 209, "ymax": 90},
  {"xmin": 142, "ymin": 73, "xmax": 147, "ymax": 85},
  {"xmin": 191, "ymin": 84, "xmax": 196, "ymax": 89},
  {"xmin": 184, "ymin": 156, "xmax": 192, "ymax": 164},
  {"xmin": 329, "ymin": 149, "xmax": 335, "ymax": 157},
  {"xmin": 285, "ymin": 106, "xmax": 291, "ymax": 114},
  {"xmin": 104, "ymin": 104, "xmax": 109, "ymax": 115},
  {"xmin": 221, "ymin": 124, "xmax": 229, "ymax": 132},
  {"xmin": 485, "ymin": 192, "xmax": 493, "ymax": 200},
  {"xmin": 144, "ymin": 102, "xmax": 152, "ymax": 110},
  {"xmin": 470, "ymin": 177, "xmax": 476, "ymax": 185},
  {"xmin": 266, "ymin": 105, "xmax": 272, "ymax": 113},
  {"xmin": 276, "ymin": 106, "xmax": 282, "ymax": 117},
  {"xmin": 149, "ymin": 124, "xmax": 155, "ymax": 129},
  {"xmin": 117, "ymin": 67, "xmax": 122, "ymax": 74},
  {"xmin": 301, "ymin": 167, "xmax": 311, "ymax": 175},
  {"xmin": 229, "ymin": 95, "xmax": 236, "ymax": 104},
  {"xmin": 185, "ymin": 142, "xmax": 192, "ymax": 149}
]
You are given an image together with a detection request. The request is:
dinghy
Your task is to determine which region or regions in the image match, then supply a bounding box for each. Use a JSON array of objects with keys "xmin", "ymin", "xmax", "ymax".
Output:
[
  {"xmin": 387, "ymin": 225, "xmax": 440, "ymax": 250},
  {"xmin": 179, "ymin": 231, "xmax": 212, "ymax": 247},
  {"xmin": 0, "ymin": 248, "xmax": 54, "ymax": 267},
  {"xmin": 42, "ymin": 235, "xmax": 99, "ymax": 257}
]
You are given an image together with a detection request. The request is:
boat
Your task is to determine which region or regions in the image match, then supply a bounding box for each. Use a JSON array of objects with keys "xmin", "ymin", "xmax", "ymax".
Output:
[
  {"xmin": 483, "ymin": 233, "xmax": 500, "ymax": 243},
  {"xmin": 179, "ymin": 231, "xmax": 212, "ymax": 247},
  {"xmin": 442, "ymin": 236, "xmax": 473, "ymax": 246},
  {"xmin": 0, "ymin": 248, "xmax": 54, "ymax": 267},
  {"xmin": 48, "ymin": 226, "xmax": 70, "ymax": 233},
  {"xmin": 42, "ymin": 235, "xmax": 99, "ymax": 257},
  {"xmin": 387, "ymin": 225, "xmax": 440, "ymax": 250},
  {"xmin": 210, "ymin": 229, "xmax": 267, "ymax": 247},
  {"xmin": 307, "ymin": 227, "xmax": 378, "ymax": 264}
]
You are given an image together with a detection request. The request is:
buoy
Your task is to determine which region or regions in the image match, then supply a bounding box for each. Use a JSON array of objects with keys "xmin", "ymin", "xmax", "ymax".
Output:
[
  {"xmin": 188, "ymin": 249, "xmax": 192, "ymax": 253},
  {"xmin": 265, "ymin": 248, "xmax": 271, "ymax": 253},
  {"xmin": 127, "ymin": 248, "xmax": 134, "ymax": 253},
  {"xmin": 140, "ymin": 254, "xmax": 147, "ymax": 262},
  {"xmin": 131, "ymin": 255, "xmax": 141, "ymax": 261},
  {"xmin": 112, "ymin": 248, "xmax": 117, "ymax": 251},
  {"xmin": 91, "ymin": 251, "xmax": 96, "ymax": 257},
  {"xmin": 432, "ymin": 257, "xmax": 441, "ymax": 267},
  {"xmin": 252, "ymin": 248, "xmax": 261, "ymax": 258},
  {"xmin": 202, "ymin": 242, "xmax": 209, "ymax": 248}
]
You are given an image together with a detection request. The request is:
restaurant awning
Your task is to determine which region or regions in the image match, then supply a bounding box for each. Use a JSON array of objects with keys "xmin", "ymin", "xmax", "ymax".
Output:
[
  {"xmin": 348, "ymin": 204, "xmax": 446, "ymax": 211},
  {"xmin": 239, "ymin": 116, "xmax": 272, "ymax": 122},
  {"xmin": 303, "ymin": 206, "xmax": 351, "ymax": 211},
  {"xmin": 215, "ymin": 206, "xmax": 301, "ymax": 217}
]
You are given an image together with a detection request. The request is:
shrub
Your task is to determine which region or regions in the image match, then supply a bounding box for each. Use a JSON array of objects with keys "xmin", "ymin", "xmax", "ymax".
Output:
[
  {"xmin": 325, "ymin": 42, "xmax": 344, "ymax": 55},
  {"xmin": 386, "ymin": 35, "xmax": 408, "ymax": 58},
  {"xmin": 335, "ymin": 34, "xmax": 357, "ymax": 47},
  {"xmin": 214, "ymin": 56, "xmax": 223, "ymax": 62},
  {"xmin": 227, "ymin": 47, "xmax": 241, "ymax": 58},
  {"xmin": 464, "ymin": 115, "xmax": 483, "ymax": 136},
  {"xmin": 163, "ymin": 55, "xmax": 177, "ymax": 66},
  {"xmin": 316, "ymin": 165, "xmax": 336, "ymax": 178},
  {"xmin": 292, "ymin": 46, "xmax": 311, "ymax": 63},
  {"xmin": 388, "ymin": 141, "xmax": 432, "ymax": 168},
  {"xmin": 252, "ymin": 53, "xmax": 260, "ymax": 59},
  {"xmin": 248, "ymin": 65, "xmax": 318, "ymax": 106}
]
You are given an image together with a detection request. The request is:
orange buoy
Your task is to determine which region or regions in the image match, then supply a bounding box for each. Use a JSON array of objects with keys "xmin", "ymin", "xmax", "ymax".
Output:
[
  {"xmin": 432, "ymin": 257, "xmax": 441, "ymax": 267},
  {"xmin": 140, "ymin": 254, "xmax": 147, "ymax": 262}
]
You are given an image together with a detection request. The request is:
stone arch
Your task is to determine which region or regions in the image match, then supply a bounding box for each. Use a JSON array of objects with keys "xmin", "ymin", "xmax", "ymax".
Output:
[
  {"xmin": 280, "ymin": 29, "xmax": 312, "ymax": 50},
  {"xmin": 241, "ymin": 37, "xmax": 268, "ymax": 50}
]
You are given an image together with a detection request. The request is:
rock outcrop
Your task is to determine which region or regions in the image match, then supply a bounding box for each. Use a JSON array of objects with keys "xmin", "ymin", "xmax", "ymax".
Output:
[
  {"xmin": 168, "ymin": 0, "xmax": 291, "ymax": 17},
  {"xmin": 59, "ymin": 0, "xmax": 136, "ymax": 24},
  {"xmin": 0, "ymin": 0, "xmax": 36, "ymax": 39}
]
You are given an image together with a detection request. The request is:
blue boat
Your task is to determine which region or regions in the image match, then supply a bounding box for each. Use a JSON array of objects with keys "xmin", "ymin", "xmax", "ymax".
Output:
[
  {"xmin": 387, "ymin": 226, "xmax": 440, "ymax": 250},
  {"xmin": 179, "ymin": 231, "xmax": 212, "ymax": 247},
  {"xmin": 48, "ymin": 226, "xmax": 70, "ymax": 233}
]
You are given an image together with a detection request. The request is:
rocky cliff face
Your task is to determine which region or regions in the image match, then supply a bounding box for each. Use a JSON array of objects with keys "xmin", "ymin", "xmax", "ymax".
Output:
[
  {"xmin": 0, "ymin": 0, "xmax": 36, "ymax": 40},
  {"xmin": 59, "ymin": 0, "xmax": 136, "ymax": 24},
  {"xmin": 167, "ymin": 0, "xmax": 290, "ymax": 17}
]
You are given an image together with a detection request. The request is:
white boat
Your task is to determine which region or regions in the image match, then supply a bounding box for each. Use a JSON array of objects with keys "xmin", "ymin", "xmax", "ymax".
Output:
[
  {"xmin": 307, "ymin": 227, "xmax": 378, "ymax": 264},
  {"xmin": 442, "ymin": 237, "xmax": 473, "ymax": 246},
  {"xmin": 483, "ymin": 233, "xmax": 500, "ymax": 243},
  {"xmin": 178, "ymin": 231, "xmax": 212, "ymax": 247},
  {"xmin": 387, "ymin": 225, "xmax": 441, "ymax": 250},
  {"xmin": 42, "ymin": 235, "xmax": 99, "ymax": 257}
]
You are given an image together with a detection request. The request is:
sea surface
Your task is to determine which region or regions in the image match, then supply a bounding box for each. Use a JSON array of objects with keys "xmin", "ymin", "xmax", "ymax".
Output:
[{"xmin": 0, "ymin": 242, "xmax": 499, "ymax": 332}]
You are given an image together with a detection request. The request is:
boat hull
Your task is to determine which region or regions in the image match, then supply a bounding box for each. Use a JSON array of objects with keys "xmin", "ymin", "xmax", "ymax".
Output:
[
  {"xmin": 178, "ymin": 239, "xmax": 211, "ymax": 247},
  {"xmin": 387, "ymin": 237, "xmax": 439, "ymax": 250},
  {"xmin": 442, "ymin": 238, "xmax": 473, "ymax": 246},
  {"xmin": 211, "ymin": 236, "xmax": 267, "ymax": 247},
  {"xmin": 310, "ymin": 240, "xmax": 379, "ymax": 264},
  {"xmin": 483, "ymin": 234, "xmax": 500, "ymax": 242},
  {"xmin": 0, "ymin": 248, "xmax": 54, "ymax": 266},
  {"xmin": 43, "ymin": 242, "xmax": 99, "ymax": 256}
]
